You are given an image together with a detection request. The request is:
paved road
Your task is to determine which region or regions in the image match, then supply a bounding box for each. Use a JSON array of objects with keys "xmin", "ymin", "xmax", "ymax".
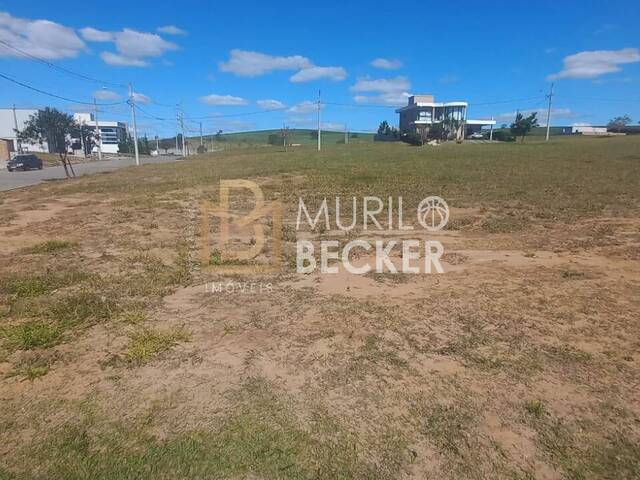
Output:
[{"xmin": 0, "ymin": 155, "xmax": 182, "ymax": 192}]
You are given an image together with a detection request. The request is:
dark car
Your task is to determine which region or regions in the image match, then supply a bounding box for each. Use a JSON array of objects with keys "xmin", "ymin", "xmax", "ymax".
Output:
[{"xmin": 7, "ymin": 154, "xmax": 43, "ymax": 172}]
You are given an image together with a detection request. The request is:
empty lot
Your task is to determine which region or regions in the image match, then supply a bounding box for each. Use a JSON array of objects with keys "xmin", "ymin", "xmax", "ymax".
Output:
[{"xmin": 0, "ymin": 136, "xmax": 639, "ymax": 479}]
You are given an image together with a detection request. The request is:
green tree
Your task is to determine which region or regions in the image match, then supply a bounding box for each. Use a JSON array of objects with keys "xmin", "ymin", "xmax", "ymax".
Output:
[
  {"xmin": 16, "ymin": 107, "xmax": 78, "ymax": 177},
  {"xmin": 510, "ymin": 112, "xmax": 539, "ymax": 143},
  {"xmin": 159, "ymin": 138, "xmax": 174, "ymax": 154},
  {"xmin": 377, "ymin": 121, "xmax": 392, "ymax": 136},
  {"xmin": 607, "ymin": 115, "xmax": 632, "ymax": 133},
  {"xmin": 79, "ymin": 124, "xmax": 97, "ymax": 156}
]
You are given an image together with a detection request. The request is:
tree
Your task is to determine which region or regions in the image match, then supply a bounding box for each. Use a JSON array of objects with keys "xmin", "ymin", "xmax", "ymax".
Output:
[
  {"xmin": 377, "ymin": 121, "xmax": 392, "ymax": 136},
  {"xmin": 607, "ymin": 115, "xmax": 632, "ymax": 133},
  {"xmin": 159, "ymin": 138, "xmax": 173, "ymax": 154},
  {"xmin": 79, "ymin": 124, "xmax": 97, "ymax": 156},
  {"xmin": 510, "ymin": 112, "xmax": 539, "ymax": 143},
  {"xmin": 138, "ymin": 135, "xmax": 151, "ymax": 155},
  {"xmin": 17, "ymin": 107, "xmax": 78, "ymax": 177}
]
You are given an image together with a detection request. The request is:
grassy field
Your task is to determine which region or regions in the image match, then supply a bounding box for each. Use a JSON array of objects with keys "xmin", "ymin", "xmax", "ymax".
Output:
[
  {"xmin": 0, "ymin": 135, "xmax": 639, "ymax": 479},
  {"xmin": 197, "ymin": 128, "xmax": 374, "ymax": 147}
]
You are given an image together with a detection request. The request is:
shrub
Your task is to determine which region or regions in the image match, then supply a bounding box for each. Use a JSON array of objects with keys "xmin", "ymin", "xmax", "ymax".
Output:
[
  {"xmin": 492, "ymin": 130, "xmax": 516, "ymax": 142},
  {"xmin": 400, "ymin": 131, "xmax": 423, "ymax": 146},
  {"xmin": 196, "ymin": 145, "xmax": 207, "ymax": 154}
]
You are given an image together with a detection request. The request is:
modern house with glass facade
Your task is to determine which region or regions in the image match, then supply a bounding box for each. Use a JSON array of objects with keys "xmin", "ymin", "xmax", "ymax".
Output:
[
  {"xmin": 73, "ymin": 113, "xmax": 128, "ymax": 154},
  {"xmin": 396, "ymin": 95, "xmax": 496, "ymax": 139}
]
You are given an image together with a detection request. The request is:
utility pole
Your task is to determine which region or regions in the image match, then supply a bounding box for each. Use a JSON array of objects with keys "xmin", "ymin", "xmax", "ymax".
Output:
[
  {"xmin": 545, "ymin": 82, "xmax": 554, "ymax": 142},
  {"xmin": 489, "ymin": 117, "xmax": 494, "ymax": 141},
  {"xmin": 178, "ymin": 104, "xmax": 186, "ymax": 157},
  {"xmin": 344, "ymin": 123, "xmax": 348, "ymax": 144},
  {"xmin": 155, "ymin": 132, "xmax": 159, "ymax": 152},
  {"xmin": 199, "ymin": 122, "xmax": 203, "ymax": 147},
  {"xmin": 128, "ymin": 83, "xmax": 140, "ymax": 166},
  {"xmin": 93, "ymin": 98, "xmax": 102, "ymax": 161},
  {"xmin": 79, "ymin": 122, "xmax": 86, "ymax": 157},
  {"xmin": 317, "ymin": 89, "xmax": 321, "ymax": 152},
  {"xmin": 12, "ymin": 104, "xmax": 21, "ymax": 153},
  {"xmin": 175, "ymin": 106, "xmax": 180, "ymax": 153}
]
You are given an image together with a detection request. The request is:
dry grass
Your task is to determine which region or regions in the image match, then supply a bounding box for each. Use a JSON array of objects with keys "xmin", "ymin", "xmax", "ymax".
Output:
[{"xmin": 0, "ymin": 136, "xmax": 639, "ymax": 479}]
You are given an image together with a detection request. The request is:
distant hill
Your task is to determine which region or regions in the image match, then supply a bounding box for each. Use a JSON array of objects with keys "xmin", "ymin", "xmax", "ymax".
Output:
[{"xmin": 187, "ymin": 128, "xmax": 374, "ymax": 146}]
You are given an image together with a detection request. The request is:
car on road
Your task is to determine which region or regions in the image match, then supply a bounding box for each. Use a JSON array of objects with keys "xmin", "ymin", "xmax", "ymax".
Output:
[
  {"xmin": 469, "ymin": 132, "xmax": 485, "ymax": 140},
  {"xmin": 7, "ymin": 154, "xmax": 43, "ymax": 172}
]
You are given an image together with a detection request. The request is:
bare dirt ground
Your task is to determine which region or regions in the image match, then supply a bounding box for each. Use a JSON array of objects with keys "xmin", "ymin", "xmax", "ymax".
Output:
[{"xmin": 1, "ymin": 139, "xmax": 639, "ymax": 479}]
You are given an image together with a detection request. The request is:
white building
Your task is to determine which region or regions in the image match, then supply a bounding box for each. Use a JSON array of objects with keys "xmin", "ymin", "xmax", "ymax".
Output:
[
  {"xmin": 73, "ymin": 113, "xmax": 128, "ymax": 154},
  {"xmin": 396, "ymin": 95, "xmax": 496, "ymax": 139},
  {"xmin": 0, "ymin": 107, "xmax": 50, "ymax": 159},
  {"xmin": 572, "ymin": 126, "xmax": 607, "ymax": 135}
]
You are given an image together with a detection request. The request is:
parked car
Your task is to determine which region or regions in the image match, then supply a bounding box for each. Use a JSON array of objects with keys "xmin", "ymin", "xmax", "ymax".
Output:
[
  {"xmin": 469, "ymin": 132, "xmax": 485, "ymax": 140},
  {"xmin": 7, "ymin": 154, "xmax": 43, "ymax": 172}
]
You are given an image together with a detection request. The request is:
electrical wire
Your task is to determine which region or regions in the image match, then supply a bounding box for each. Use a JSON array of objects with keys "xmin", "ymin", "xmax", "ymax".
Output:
[
  {"xmin": 0, "ymin": 71, "xmax": 126, "ymax": 106},
  {"xmin": 0, "ymin": 39, "xmax": 127, "ymax": 89}
]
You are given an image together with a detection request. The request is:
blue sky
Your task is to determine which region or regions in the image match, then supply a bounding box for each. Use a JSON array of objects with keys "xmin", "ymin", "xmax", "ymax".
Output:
[{"xmin": 1, "ymin": 0, "xmax": 639, "ymax": 136}]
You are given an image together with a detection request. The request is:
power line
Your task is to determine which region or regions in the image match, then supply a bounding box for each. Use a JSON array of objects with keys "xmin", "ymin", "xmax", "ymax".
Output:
[
  {"xmin": 0, "ymin": 71, "xmax": 125, "ymax": 106},
  {"xmin": 0, "ymin": 39, "xmax": 127, "ymax": 89}
]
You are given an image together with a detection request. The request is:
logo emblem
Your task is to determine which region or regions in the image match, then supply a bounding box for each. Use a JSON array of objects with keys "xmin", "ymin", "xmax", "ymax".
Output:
[{"xmin": 417, "ymin": 196, "xmax": 449, "ymax": 231}]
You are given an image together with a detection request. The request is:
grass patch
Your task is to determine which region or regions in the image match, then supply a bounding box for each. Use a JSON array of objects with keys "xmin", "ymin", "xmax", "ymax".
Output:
[
  {"xmin": 524, "ymin": 400, "xmax": 545, "ymax": 419},
  {"xmin": 21, "ymin": 240, "xmax": 76, "ymax": 254},
  {"xmin": 480, "ymin": 214, "xmax": 527, "ymax": 233},
  {"xmin": 10, "ymin": 378, "xmax": 408, "ymax": 479},
  {"xmin": 1, "ymin": 321, "xmax": 60, "ymax": 350},
  {"xmin": 208, "ymin": 249, "xmax": 253, "ymax": 266},
  {"xmin": 2, "ymin": 291, "xmax": 120, "ymax": 349},
  {"xmin": 46, "ymin": 291, "xmax": 117, "ymax": 326},
  {"xmin": 6, "ymin": 353, "xmax": 53, "ymax": 380},
  {"xmin": 0, "ymin": 269, "xmax": 87, "ymax": 298},
  {"xmin": 125, "ymin": 327, "xmax": 190, "ymax": 363}
]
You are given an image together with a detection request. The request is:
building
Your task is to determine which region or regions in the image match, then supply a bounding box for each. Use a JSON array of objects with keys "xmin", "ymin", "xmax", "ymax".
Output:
[
  {"xmin": 572, "ymin": 126, "xmax": 607, "ymax": 135},
  {"xmin": 73, "ymin": 113, "xmax": 128, "ymax": 154},
  {"xmin": 396, "ymin": 95, "xmax": 496, "ymax": 139},
  {"xmin": 0, "ymin": 107, "xmax": 50, "ymax": 160}
]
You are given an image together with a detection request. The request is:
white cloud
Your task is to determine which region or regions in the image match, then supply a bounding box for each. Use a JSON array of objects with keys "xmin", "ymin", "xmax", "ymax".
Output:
[
  {"xmin": 157, "ymin": 25, "xmax": 186, "ymax": 36},
  {"xmin": 0, "ymin": 12, "xmax": 85, "ymax": 60},
  {"xmin": 132, "ymin": 92, "xmax": 151, "ymax": 104},
  {"xmin": 353, "ymin": 92, "xmax": 411, "ymax": 106},
  {"xmin": 80, "ymin": 27, "xmax": 113, "ymax": 42},
  {"xmin": 93, "ymin": 89, "xmax": 121, "ymax": 100},
  {"xmin": 257, "ymin": 99, "xmax": 286, "ymax": 110},
  {"xmin": 371, "ymin": 58, "xmax": 402, "ymax": 70},
  {"xmin": 350, "ymin": 76, "xmax": 411, "ymax": 105},
  {"xmin": 288, "ymin": 101, "xmax": 319, "ymax": 114},
  {"xmin": 200, "ymin": 94, "xmax": 249, "ymax": 106},
  {"xmin": 219, "ymin": 49, "xmax": 311, "ymax": 77},
  {"xmin": 113, "ymin": 29, "xmax": 177, "ymax": 61},
  {"xmin": 548, "ymin": 48, "xmax": 640, "ymax": 80},
  {"xmin": 101, "ymin": 52, "xmax": 148, "ymax": 67},
  {"xmin": 219, "ymin": 49, "xmax": 346, "ymax": 83},
  {"xmin": 84, "ymin": 27, "xmax": 178, "ymax": 67},
  {"xmin": 350, "ymin": 76, "xmax": 411, "ymax": 94},
  {"xmin": 290, "ymin": 66, "xmax": 346, "ymax": 83}
]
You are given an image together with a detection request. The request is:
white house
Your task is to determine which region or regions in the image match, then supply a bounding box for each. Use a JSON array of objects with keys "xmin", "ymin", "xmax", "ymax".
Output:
[
  {"xmin": 73, "ymin": 113, "xmax": 128, "ymax": 154},
  {"xmin": 396, "ymin": 95, "xmax": 496, "ymax": 138},
  {"xmin": 0, "ymin": 107, "xmax": 50, "ymax": 159}
]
